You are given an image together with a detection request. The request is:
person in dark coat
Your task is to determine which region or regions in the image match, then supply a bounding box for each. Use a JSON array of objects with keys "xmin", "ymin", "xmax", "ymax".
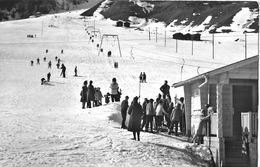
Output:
[
  {"xmin": 160, "ymin": 80, "xmax": 171, "ymax": 100},
  {"xmin": 143, "ymin": 72, "xmax": 146, "ymax": 83},
  {"xmin": 139, "ymin": 72, "xmax": 143, "ymax": 83},
  {"xmin": 47, "ymin": 72, "xmax": 51, "ymax": 82},
  {"xmin": 121, "ymin": 96, "xmax": 129, "ymax": 129},
  {"xmin": 141, "ymin": 98, "xmax": 149, "ymax": 130},
  {"xmin": 60, "ymin": 64, "xmax": 66, "ymax": 78},
  {"xmin": 175, "ymin": 96, "xmax": 186, "ymax": 134},
  {"xmin": 41, "ymin": 78, "xmax": 46, "ymax": 85},
  {"xmin": 104, "ymin": 93, "xmax": 110, "ymax": 104},
  {"xmin": 48, "ymin": 61, "xmax": 52, "ymax": 69},
  {"xmin": 80, "ymin": 80, "xmax": 88, "ymax": 109},
  {"xmin": 30, "ymin": 60, "xmax": 34, "ymax": 66},
  {"xmin": 87, "ymin": 80, "xmax": 95, "ymax": 108},
  {"xmin": 37, "ymin": 58, "xmax": 40, "ymax": 64},
  {"xmin": 128, "ymin": 96, "xmax": 143, "ymax": 141},
  {"xmin": 43, "ymin": 57, "xmax": 46, "ymax": 62},
  {"xmin": 168, "ymin": 103, "xmax": 182, "ymax": 136},
  {"xmin": 115, "ymin": 88, "xmax": 121, "ymax": 102},
  {"xmin": 74, "ymin": 66, "xmax": 78, "ymax": 77},
  {"xmin": 56, "ymin": 62, "xmax": 60, "ymax": 69}
]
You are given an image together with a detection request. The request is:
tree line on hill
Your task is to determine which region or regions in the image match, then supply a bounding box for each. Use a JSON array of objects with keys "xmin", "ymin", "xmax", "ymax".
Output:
[{"xmin": 0, "ymin": 0, "xmax": 88, "ymax": 21}]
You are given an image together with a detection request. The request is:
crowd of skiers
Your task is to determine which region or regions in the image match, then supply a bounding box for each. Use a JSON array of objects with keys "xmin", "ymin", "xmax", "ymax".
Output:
[
  {"xmin": 121, "ymin": 80, "xmax": 186, "ymax": 141},
  {"xmin": 31, "ymin": 49, "xmax": 80, "ymax": 85}
]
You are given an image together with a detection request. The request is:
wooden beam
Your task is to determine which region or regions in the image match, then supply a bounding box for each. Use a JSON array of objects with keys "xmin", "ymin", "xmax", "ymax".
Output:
[
  {"xmin": 216, "ymin": 84, "xmax": 223, "ymax": 138},
  {"xmin": 219, "ymin": 72, "xmax": 229, "ymax": 84},
  {"xmin": 229, "ymin": 72, "xmax": 258, "ymax": 79}
]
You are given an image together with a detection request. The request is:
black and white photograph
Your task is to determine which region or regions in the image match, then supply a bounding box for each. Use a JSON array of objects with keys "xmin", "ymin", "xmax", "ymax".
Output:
[{"xmin": 0, "ymin": 0, "xmax": 259, "ymax": 166}]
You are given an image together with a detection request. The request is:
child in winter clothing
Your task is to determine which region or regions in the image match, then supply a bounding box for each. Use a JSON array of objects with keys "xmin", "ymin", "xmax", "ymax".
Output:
[
  {"xmin": 104, "ymin": 93, "xmax": 110, "ymax": 104},
  {"xmin": 94, "ymin": 87, "xmax": 103, "ymax": 106}
]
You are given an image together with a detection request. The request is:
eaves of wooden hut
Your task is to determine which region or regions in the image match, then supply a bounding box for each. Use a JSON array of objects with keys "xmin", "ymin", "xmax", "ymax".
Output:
[{"xmin": 172, "ymin": 55, "xmax": 258, "ymax": 167}]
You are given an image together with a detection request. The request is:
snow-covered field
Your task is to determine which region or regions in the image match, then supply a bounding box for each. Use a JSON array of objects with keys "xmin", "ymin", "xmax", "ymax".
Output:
[{"xmin": 0, "ymin": 9, "xmax": 258, "ymax": 167}]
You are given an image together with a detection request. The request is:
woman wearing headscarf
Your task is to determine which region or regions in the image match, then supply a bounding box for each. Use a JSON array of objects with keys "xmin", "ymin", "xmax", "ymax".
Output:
[{"xmin": 128, "ymin": 96, "xmax": 143, "ymax": 141}]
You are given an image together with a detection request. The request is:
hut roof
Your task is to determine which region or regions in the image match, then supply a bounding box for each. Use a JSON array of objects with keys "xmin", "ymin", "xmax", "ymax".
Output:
[{"xmin": 172, "ymin": 55, "xmax": 259, "ymax": 88}]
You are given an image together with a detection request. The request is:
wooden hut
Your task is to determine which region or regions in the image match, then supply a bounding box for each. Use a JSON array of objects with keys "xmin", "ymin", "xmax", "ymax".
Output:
[
  {"xmin": 172, "ymin": 32, "xmax": 184, "ymax": 40},
  {"xmin": 172, "ymin": 55, "xmax": 258, "ymax": 167},
  {"xmin": 116, "ymin": 21, "xmax": 123, "ymax": 27},
  {"xmin": 124, "ymin": 21, "xmax": 130, "ymax": 28}
]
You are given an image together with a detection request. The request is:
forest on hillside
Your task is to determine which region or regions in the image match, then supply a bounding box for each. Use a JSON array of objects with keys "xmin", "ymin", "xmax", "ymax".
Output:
[{"xmin": 0, "ymin": 0, "xmax": 89, "ymax": 21}]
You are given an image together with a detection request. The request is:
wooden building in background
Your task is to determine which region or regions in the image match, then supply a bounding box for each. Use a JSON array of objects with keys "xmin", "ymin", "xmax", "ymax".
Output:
[{"xmin": 172, "ymin": 55, "xmax": 258, "ymax": 167}]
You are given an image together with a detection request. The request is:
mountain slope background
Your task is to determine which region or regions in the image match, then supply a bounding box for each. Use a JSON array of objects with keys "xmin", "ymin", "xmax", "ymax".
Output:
[
  {"xmin": 82, "ymin": 0, "xmax": 259, "ymax": 33},
  {"xmin": 0, "ymin": 0, "xmax": 101, "ymax": 21}
]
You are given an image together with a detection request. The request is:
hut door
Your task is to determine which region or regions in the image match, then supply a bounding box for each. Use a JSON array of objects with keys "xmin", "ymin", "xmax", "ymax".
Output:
[{"xmin": 232, "ymin": 85, "xmax": 253, "ymax": 136}]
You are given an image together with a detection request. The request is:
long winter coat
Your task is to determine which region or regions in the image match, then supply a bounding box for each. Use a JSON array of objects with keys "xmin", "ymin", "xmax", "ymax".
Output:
[
  {"xmin": 196, "ymin": 107, "xmax": 210, "ymax": 136},
  {"xmin": 146, "ymin": 103, "xmax": 155, "ymax": 116},
  {"xmin": 170, "ymin": 107, "xmax": 182, "ymax": 123},
  {"xmin": 94, "ymin": 90, "xmax": 103, "ymax": 101},
  {"xmin": 87, "ymin": 85, "xmax": 95, "ymax": 101},
  {"xmin": 121, "ymin": 100, "xmax": 129, "ymax": 113},
  {"xmin": 80, "ymin": 86, "xmax": 88, "ymax": 102},
  {"xmin": 128, "ymin": 102, "xmax": 142, "ymax": 132}
]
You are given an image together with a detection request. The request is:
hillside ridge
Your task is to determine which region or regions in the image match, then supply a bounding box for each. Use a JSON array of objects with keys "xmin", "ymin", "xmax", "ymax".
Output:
[{"xmin": 82, "ymin": 0, "xmax": 259, "ymax": 33}]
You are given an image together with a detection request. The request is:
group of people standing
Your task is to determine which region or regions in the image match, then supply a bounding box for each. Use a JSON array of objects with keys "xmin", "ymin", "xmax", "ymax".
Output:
[
  {"xmin": 80, "ymin": 80, "xmax": 103, "ymax": 109},
  {"xmin": 120, "ymin": 80, "xmax": 186, "ymax": 141},
  {"xmin": 139, "ymin": 72, "xmax": 147, "ymax": 83},
  {"xmin": 80, "ymin": 77, "xmax": 122, "ymax": 109}
]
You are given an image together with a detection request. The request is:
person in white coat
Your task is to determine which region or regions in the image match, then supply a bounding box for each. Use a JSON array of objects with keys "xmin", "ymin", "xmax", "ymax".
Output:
[{"xmin": 109, "ymin": 78, "xmax": 119, "ymax": 102}]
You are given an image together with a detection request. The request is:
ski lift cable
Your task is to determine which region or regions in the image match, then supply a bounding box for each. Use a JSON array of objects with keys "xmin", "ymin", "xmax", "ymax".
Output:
[
  {"xmin": 120, "ymin": 41, "xmax": 227, "ymax": 66},
  {"xmin": 122, "ymin": 47, "xmax": 216, "ymax": 69}
]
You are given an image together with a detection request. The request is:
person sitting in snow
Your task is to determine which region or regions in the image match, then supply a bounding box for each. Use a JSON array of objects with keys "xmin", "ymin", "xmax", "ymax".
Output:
[{"xmin": 41, "ymin": 78, "xmax": 46, "ymax": 85}]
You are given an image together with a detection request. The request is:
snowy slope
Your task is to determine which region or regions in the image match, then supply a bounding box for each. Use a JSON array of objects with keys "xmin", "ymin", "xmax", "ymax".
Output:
[{"xmin": 0, "ymin": 9, "xmax": 258, "ymax": 166}]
